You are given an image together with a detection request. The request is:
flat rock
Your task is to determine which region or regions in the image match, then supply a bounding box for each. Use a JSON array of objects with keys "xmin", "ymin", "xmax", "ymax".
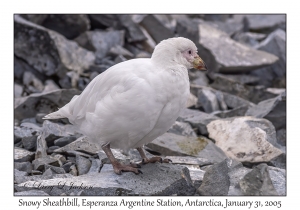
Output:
[
  {"xmin": 14, "ymin": 162, "xmax": 33, "ymax": 174},
  {"xmin": 16, "ymin": 163, "xmax": 195, "ymax": 196},
  {"xmin": 76, "ymin": 155, "xmax": 92, "ymax": 175},
  {"xmin": 14, "ymin": 89, "xmax": 81, "ymax": 120},
  {"xmin": 22, "ymin": 135, "xmax": 37, "ymax": 151},
  {"xmin": 276, "ymin": 128, "xmax": 286, "ymax": 146},
  {"xmin": 197, "ymin": 88, "xmax": 220, "ymax": 113},
  {"xmin": 197, "ymin": 159, "xmax": 230, "ymax": 195},
  {"xmin": 14, "ymin": 15, "xmax": 95, "ymax": 77},
  {"xmin": 167, "ymin": 121, "xmax": 197, "ymax": 137},
  {"xmin": 246, "ymin": 91, "xmax": 286, "ymax": 130},
  {"xmin": 147, "ymin": 132, "xmax": 227, "ymax": 164},
  {"xmin": 15, "ymin": 190, "xmax": 49, "ymax": 196},
  {"xmin": 14, "ymin": 83, "xmax": 23, "ymax": 98},
  {"xmin": 245, "ymin": 14, "xmax": 285, "ymax": 31},
  {"xmin": 87, "ymin": 159, "xmax": 102, "ymax": 174},
  {"xmin": 177, "ymin": 108, "xmax": 220, "ymax": 135},
  {"xmin": 268, "ymin": 166, "xmax": 286, "ymax": 195},
  {"xmin": 165, "ymin": 156, "xmax": 213, "ymax": 167},
  {"xmin": 54, "ymin": 136, "xmax": 77, "ymax": 147},
  {"xmin": 54, "ymin": 136, "xmax": 101, "ymax": 155},
  {"xmin": 41, "ymin": 14, "xmax": 90, "ymax": 39},
  {"xmin": 239, "ymin": 163, "xmax": 278, "ymax": 195},
  {"xmin": 213, "ymin": 73, "xmax": 260, "ymax": 85},
  {"xmin": 233, "ymin": 32, "xmax": 266, "ymax": 47},
  {"xmin": 140, "ymin": 15, "xmax": 173, "ymax": 43},
  {"xmin": 198, "ymin": 21, "xmax": 278, "ymax": 73},
  {"xmin": 207, "ymin": 116, "xmax": 283, "ymax": 163},
  {"xmin": 212, "ymin": 105, "xmax": 248, "ymax": 118},
  {"xmin": 32, "ymin": 156, "xmax": 60, "ymax": 171},
  {"xmin": 14, "ymin": 147, "xmax": 35, "ymax": 162}
]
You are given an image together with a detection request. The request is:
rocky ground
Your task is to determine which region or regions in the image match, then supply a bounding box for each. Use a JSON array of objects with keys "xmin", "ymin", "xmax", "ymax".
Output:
[{"xmin": 14, "ymin": 14, "xmax": 286, "ymax": 196}]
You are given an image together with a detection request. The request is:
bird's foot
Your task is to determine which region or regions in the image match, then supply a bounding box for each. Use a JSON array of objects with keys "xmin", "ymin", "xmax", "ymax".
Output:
[
  {"xmin": 141, "ymin": 157, "xmax": 172, "ymax": 164},
  {"xmin": 112, "ymin": 162, "xmax": 142, "ymax": 175}
]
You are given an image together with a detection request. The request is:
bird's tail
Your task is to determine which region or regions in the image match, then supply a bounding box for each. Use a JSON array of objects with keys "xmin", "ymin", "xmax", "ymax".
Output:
[{"xmin": 43, "ymin": 110, "xmax": 65, "ymax": 120}]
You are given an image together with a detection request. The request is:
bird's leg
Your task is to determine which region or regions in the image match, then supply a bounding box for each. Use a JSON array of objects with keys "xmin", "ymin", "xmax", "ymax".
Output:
[
  {"xmin": 101, "ymin": 143, "xmax": 142, "ymax": 175},
  {"xmin": 136, "ymin": 147, "xmax": 172, "ymax": 164}
]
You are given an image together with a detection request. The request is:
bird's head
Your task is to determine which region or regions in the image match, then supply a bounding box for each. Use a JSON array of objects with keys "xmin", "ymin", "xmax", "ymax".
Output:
[{"xmin": 151, "ymin": 37, "xmax": 208, "ymax": 71}]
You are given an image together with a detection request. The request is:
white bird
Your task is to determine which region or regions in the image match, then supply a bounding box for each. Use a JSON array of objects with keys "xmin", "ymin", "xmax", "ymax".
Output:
[{"xmin": 44, "ymin": 37, "xmax": 207, "ymax": 174}]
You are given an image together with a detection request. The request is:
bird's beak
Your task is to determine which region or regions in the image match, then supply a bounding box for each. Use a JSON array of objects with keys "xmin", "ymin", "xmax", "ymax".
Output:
[{"xmin": 193, "ymin": 55, "xmax": 208, "ymax": 71}]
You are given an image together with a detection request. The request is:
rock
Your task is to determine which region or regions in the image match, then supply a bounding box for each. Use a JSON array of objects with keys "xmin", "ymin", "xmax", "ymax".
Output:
[
  {"xmin": 174, "ymin": 15, "xmax": 199, "ymax": 45},
  {"xmin": 211, "ymin": 75, "xmax": 277, "ymax": 103},
  {"xmin": 14, "ymin": 15, "xmax": 95, "ymax": 77},
  {"xmin": 74, "ymin": 30, "xmax": 125, "ymax": 59},
  {"xmin": 14, "ymin": 56, "xmax": 45, "ymax": 82},
  {"xmin": 47, "ymin": 146, "xmax": 60, "ymax": 154},
  {"xmin": 190, "ymin": 71, "xmax": 209, "ymax": 86},
  {"xmin": 42, "ymin": 120, "xmax": 78, "ymax": 146},
  {"xmin": 140, "ymin": 15, "xmax": 173, "ymax": 43},
  {"xmin": 239, "ymin": 163, "xmax": 278, "ymax": 195},
  {"xmin": 43, "ymin": 80, "xmax": 60, "ymax": 93},
  {"xmin": 54, "ymin": 136, "xmax": 100, "ymax": 155},
  {"xmin": 23, "ymin": 71, "xmax": 44, "ymax": 93},
  {"xmin": 62, "ymin": 162, "xmax": 73, "ymax": 173},
  {"xmin": 14, "ymin": 126, "xmax": 34, "ymax": 143},
  {"xmin": 98, "ymin": 149, "xmax": 130, "ymax": 165},
  {"xmin": 198, "ymin": 21, "xmax": 278, "ymax": 73},
  {"xmin": 116, "ymin": 15, "xmax": 147, "ymax": 42},
  {"xmin": 268, "ymin": 166, "xmax": 286, "ymax": 195},
  {"xmin": 167, "ymin": 121, "xmax": 197, "ymax": 137},
  {"xmin": 35, "ymin": 113, "xmax": 47, "ymax": 124},
  {"xmin": 16, "ymin": 163, "xmax": 195, "ymax": 196},
  {"xmin": 44, "ymin": 165, "xmax": 66, "ymax": 174},
  {"xmin": 212, "ymin": 105, "xmax": 248, "ymax": 118},
  {"xmin": 88, "ymin": 14, "xmax": 119, "ymax": 28},
  {"xmin": 197, "ymin": 88, "xmax": 220, "ymax": 113},
  {"xmin": 227, "ymin": 159, "xmax": 251, "ymax": 196},
  {"xmin": 165, "ymin": 156, "xmax": 213, "ymax": 167},
  {"xmin": 246, "ymin": 91, "xmax": 286, "ymax": 130},
  {"xmin": 14, "ymin": 89, "xmax": 81, "ymax": 120},
  {"xmin": 69, "ymin": 165, "xmax": 78, "ymax": 176},
  {"xmin": 206, "ymin": 18, "xmax": 245, "ymax": 37},
  {"xmin": 15, "ymin": 190, "xmax": 49, "ymax": 196},
  {"xmin": 108, "ymin": 45, "xmax": 134, "ymax": 59},
  {"xmin": 222, "ymin": 91, "xmax": 255, "ymax": 109},
  {"xmin": 41, "ymin": 14, "xmax": 90, "ymax": 39},
  {"xmin": 177, "ymin": 108, "xmax": 220, "ymax": 135},
  {"xmin": 276, "ymin": 128, "xmax": 286, "ymax": 146},
  {"xmin": 35, "ymin": 135, "xmax": 48, "ymax": 159},
  {"xmin": 14, "ymin": 147, "xmax": 35, "ymax": 162},
  {"xmin": 266, "ymin": 88, "xmax": 286, "ymax": 95},
  {"xmin": 245, "ymin": 14, "xmax": 286, "ymax": 32},
  {"xmin": 197, "ymin": 159, "xmax": 230, "ymax": 195},
  {"xmin": 186, "ymin": 166, "xmax": 205, "ymax": 189},
  {"xmin": 207, "ymin": 116, "xmax": 283, "ymax": 163},
  {"xmin": 14, "ymin": 162, "xmax": 33, "ymax": 174},
  {"xmin": 186, "ymin": 93, "xmax": 197, "ymax": 108},
  {"xmin": 213, "ymin": 73, "xmax": 260, "ymax": 85},
  {"xmin": 14, "ymin": 169, "xmax": 29, "ymax": 184},
  {"xmin": 20, "ymin": 14, "xmax": 48, "ymax": 25},
  {"xmin": 147, "ymin": 133, "xmax": 227, "ymax": 164},
  {"xmin": 14, "ymin": 83, "xmax": 23, "ymax": 98},
  {"xmin": 233, "ymin": 32, "xmax": 266, "ymax": 47},
  {"xmin": 87, "ymin": 159, "xmax": 102, "ymax": 174},
  {"xmin": 22, "ymin": 135, "xmax": 37, "ymax": 151},
  {"xmin": 203, "ymin": 14, "xmax": 231, "ymax": 22},
  {"xmin": 51, "ymin": 154, "xmax": 67, "ymax": 166},
  {"xmin": 76, "ymin": 155, "xmax": 92, "ymax": 175},
  {"xmin": 54, "ymin": 136, "xmax": 77, "ymax": 147},
  {"xmin": 32, "ymin": 156, "xmax": 60, "ymax": 171}
]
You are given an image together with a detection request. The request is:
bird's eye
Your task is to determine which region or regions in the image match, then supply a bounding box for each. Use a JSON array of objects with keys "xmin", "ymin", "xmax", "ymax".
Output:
[{"xmin": 188, "ymin": 50, "xmax": 192, "ymax": 55}]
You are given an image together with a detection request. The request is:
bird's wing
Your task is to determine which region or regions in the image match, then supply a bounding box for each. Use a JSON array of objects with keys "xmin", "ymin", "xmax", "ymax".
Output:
[{"xmin": 59, "ymin": 58, "xmax": 166, "ymax": 147}]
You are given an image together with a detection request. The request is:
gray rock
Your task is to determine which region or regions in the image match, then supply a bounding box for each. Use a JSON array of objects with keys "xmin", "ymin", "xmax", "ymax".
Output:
[
  {"xmin": 35, "ymin": 135, "xmax": 48, "ymax": 159},
  {"xmin": 211, "ymin": 75, "xmax": 277, "ymax": 103},
  {"xmin": 14, "ymin": 126, "xmax": 33, "ymax": 143},
  {"xmin": 14, "ymin": 15, "xmax": 95, "ymax": 77},
  {"xmin": 14, "ymin": 89, "xmax": 81, "ymax": 120},
  {"xmin": 44, "ymin": 164, "xmax": 66, "ymax": 174},
  {"xmin": 20, "ymin": 14, "xmax": 48, "ymax": 25},
  {"xmin": 140, "ymin": 15, "xmax": 173, "ymax": 43},
  {"xmin": 54, "ymin": 136, "xmax": 77, "ymax": 147},
  {"xmin": 15, "ymin": 190, "xmax": 49, "ymax": 196},
  {"xmin": 88, "ymin": 14, "xmax": 119, "ymax": 28},
  {"xmin": 14, "ymin": 83, "xmax": 23, "ymax": 98},
  {"xmin": 14, "ymin": 169, "xmax": 29, "ymax": 184},
  {"xmin": 42, "ymin": 120, "xmax": 78, "ymax": 146},
  {"xmin": 116, "ymin": 15, "xmax": 147, "ymax": 42},
  {"xmin": 76, "ymin": 155, "xmax": 92, "ymax": 175},
  {"xmin": 51, "ymin": 154, "xmax": 67, "ymax": 166},
  {"xmin": 197, "ymin": 159, "xmax": 230, "ymax": 195},
  {"xmin": 198, "ymin": 21, "xmax": 278, "ymax": 73},
  {"xmin": 245, "ymin": 14, "xmax": 285, "ymax": 31},
  {"xmin": 212, "ymin": 105, "xmax": 248, "ymax": 118},
  {"xmin": 23, "ymin": 71, "xmax": 44, "ymax": 93},
  {"xmin": 32, "ymin": 156, "xmax": 60, "ymax": 171},
  {"xmin": 233, "ymin": 32, "xmax": 266, "ymax": 47},
  {"xmin": 239, "ymin": 163, "xmax": 278, "ymax": 195},
  {"xmin": 276, "ymin": 128, "xmax": 286, "ymax": 146},
  {"xmin": 186, "ymin": 166, "xmax": 205, "ymax": 189},
  {"xmin": 203, "ymin": 14, "xmax": 231, "ymax": 22},
  {"xmin": 207, "ymin": 116, "xmax": 283, "ymax": 163},
  {"xmin": 108, "ymin": 45, "xmax": 134, "ymax": 59},
  {"xmin": 69, "ymin": 165, "xmax": 78, "ymax": 176},
  {"xmin": 35, "ymin": 113, "xmax": 47, "ymax": 124},
  {"xmin": 54, "ymin": 136, "xmax": 101, "ymax": 155},
  {"xmin": 214, "ymin": 73, "xmax": 260, "ymax": 85},
  {"xmin": 43, "ymin": 80, "xmax": 60, "ymax": 93},
  {"xmin": 197, "ymin": 88, "xmax": 220, "ymax": 113},
  {"xmin": 246, "ymin": 91, "xmax": 286, "ymax": 130},
  {"xmin": 167, "ymin": 121, "xmax": 197, "ymax": 137},
  {"xmin": 87, "ymin": 159, "xmax": 102, "ymax": 174},
  {"xmin": 174, "ymin": 15, "xmax": 199, "ymax": 45},
  {"xmin": 206, "ymin": 18, "xmax": 245, "ymax": 37},
  {"xmin": 47, "ymin": 146, "xmax": 60, "ymax": 154},
  {"xmin": 62, "ymin": 162, "xmax": 73, "ymax": 173},
  {"xmin": 268, "ymin": 166, "xmax": 286, "ymax": 195},
  {"xmin": 14, "ymin": 162, "xmax": 33, "ymax": 174},
  {"xmin": 14, "ymin": 147, "xmax": 35, "ymax": 162},
  {"xmin": 74, "ymin": 30, "xmax": 125, "ymax": 59},
  {"xmin": 147, "ymin": 132, "xmax": 227, "ymax": 164},
  {"xmin": 41, "ymin": 14, "xmax": 90, "ymax": 39},
  {"xmin": 165, "ymin": 156, "xmax": 213, "ymax": 167},
  {"xmin": 177, "ymin": 108, "xmax": 220, "ymax": 135},
  {"xmin": 22, "ymin": 135, "xmax": 37, "ymax": 150},
  {"xmin": 190, "ymin": 71, "xmax": 209, "ymax": 86},
  {"xmin": 222, "ymin": 92, "xmax": 255, "ymax": 109},
  {"xmin": 16, "ymin": 163, "xmax": 195, "ymax": 196}
]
